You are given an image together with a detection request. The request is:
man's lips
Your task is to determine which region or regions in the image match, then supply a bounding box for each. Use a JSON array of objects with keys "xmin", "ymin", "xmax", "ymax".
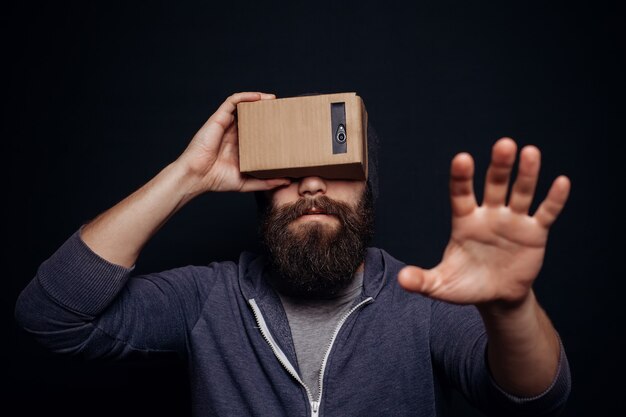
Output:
[
  {"xmin": 303, "ymin": 207, "xmax": 328, "ymax": 215},
  {"xmin": 293, "ymin": 207, "xmax": 337, "ymax": 221}
]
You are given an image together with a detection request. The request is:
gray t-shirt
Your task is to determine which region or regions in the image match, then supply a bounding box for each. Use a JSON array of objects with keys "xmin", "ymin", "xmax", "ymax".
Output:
[{"xmin": 278, "ymin": 271, "xmax": 364, "ymax": 399}]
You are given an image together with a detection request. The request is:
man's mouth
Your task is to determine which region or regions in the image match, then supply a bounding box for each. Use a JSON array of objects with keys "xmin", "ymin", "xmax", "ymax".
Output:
[
  {"xmin": 294, "ymin": 207, "xmax": 338, "ymax": 223},
  {"xmin": 303, "ymin": 207, "xmax": 328, "ymax": 216}
]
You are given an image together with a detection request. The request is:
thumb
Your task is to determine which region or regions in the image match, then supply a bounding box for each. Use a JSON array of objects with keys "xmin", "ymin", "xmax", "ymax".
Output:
[
  {"xmin": 397, "ymin": 265, "xmax": 439, "ymax": 294},
  {"xmin": 240, "ymin": 177, "xmax": 291, "ymax": 193}
]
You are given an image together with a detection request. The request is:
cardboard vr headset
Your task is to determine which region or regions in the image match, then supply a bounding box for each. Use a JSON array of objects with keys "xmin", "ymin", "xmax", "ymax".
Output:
[{"xmin": 237, "ymin": 92, "xmax": 368, "ymax": 180}]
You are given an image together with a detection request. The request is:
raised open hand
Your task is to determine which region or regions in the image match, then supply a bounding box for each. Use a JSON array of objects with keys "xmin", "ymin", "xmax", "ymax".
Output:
[
  {"xmin": 177, "ymin": 92, "xmax": 291, "ymax": 195},
  {"xmin": 398, "ymin": 138, "xmax": 571, "ymax": 306}
]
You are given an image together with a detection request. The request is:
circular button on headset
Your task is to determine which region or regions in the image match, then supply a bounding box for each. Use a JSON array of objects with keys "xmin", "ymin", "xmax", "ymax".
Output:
[{"xmin": 335, "ymin": 124, "xmax": 347, "ymax": 143}]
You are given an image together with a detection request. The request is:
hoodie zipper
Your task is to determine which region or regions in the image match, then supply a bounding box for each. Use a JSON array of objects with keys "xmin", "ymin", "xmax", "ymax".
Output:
[
  {"xmin": 314, "ymin": 296, "xmax": 373, "ymax": 414},
  {"xmin": 248, "ymin": 299, "xmax": 317, "ymax": 414},
  {"xmin": 248, "ymin": 297, "xmax": 373, "ymax": 417}
]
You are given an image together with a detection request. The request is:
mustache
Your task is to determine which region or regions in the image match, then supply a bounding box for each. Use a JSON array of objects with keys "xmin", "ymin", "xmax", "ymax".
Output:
[{"xmin": 270, "ymin": 195, "xmax": 356, "ymax": 224}]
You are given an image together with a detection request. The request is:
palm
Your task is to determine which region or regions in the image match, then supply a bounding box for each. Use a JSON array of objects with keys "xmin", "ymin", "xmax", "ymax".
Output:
[
  {"xmin": 399, "ymin": 139, "xmax": 571, "ymax": 306},
  {"xmin": 434, "ymin": 206, "xmax": 548, "ymax": 304},
  {"xmin": 178, "ymin": 92, "xmax": 289, "ymax": 195},
  {"xmin": 192, "ymin": 123, "xmax": 248, "ymax": 192}
]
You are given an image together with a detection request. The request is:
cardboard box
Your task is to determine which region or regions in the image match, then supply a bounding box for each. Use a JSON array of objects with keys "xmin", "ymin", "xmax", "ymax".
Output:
[{"xmin": 237, "ymin": 92, "xmax": 368, "ymax": 180}]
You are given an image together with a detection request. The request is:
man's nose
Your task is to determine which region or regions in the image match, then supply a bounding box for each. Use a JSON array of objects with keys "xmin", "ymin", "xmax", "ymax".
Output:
[{"xmin": 298, "ymin": 176, "xmax": 327, "ymax": 197}]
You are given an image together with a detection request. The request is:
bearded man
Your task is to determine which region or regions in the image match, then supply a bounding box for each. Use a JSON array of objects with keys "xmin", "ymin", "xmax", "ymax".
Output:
[{"xmin": 15, "ymin": 92, "xmax": 571, "ymax": 417}]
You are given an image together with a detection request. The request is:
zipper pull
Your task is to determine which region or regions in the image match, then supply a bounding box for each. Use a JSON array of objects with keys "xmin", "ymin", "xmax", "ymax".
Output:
[{"xmin": 311, "ymin": 401, "xmax": 320, "ymax": 417}]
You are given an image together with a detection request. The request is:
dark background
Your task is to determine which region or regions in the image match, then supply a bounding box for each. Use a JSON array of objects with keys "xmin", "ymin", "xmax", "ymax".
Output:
[{"xmin": 4, "ymin": 1, "xmax": 624, "ymax": 416}]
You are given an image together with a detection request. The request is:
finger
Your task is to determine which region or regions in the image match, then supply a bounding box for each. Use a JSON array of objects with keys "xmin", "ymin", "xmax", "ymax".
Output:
[
  {"xmin": 483, "ymin": 138, "xmax": 517, "ymax": 207},
  {"xmin": 450, "ymin": 152, "xmax": 478, "ymax": 217},
  {"xmin": 508, "ymin": 145, "xmax": 541, "ymax": 214},
  {"xmin": 209, "ymin": 92, "xmax": 273, "ymax": 130},
  {"xmin": 229, "ymin": 92, "xmax": 275, "ymax": 141},
  {"xmin": 397, "ymin": 265, "xmax": 441, "ymax": 295},
  {"xmin": 240, "ymin": 177, "xmax": 291, "ymax": 193},
  {"xmin": 533, "ymin": 175, "xmax": 571, "ymax": 229},
  {"xmin": 221, "ymin": 92, "xmax": 275, "ymax": 155}
]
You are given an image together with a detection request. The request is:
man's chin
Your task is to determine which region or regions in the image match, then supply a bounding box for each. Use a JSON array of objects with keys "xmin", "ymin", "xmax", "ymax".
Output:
[{"xmin": 260, "ymin": 190, "xmax": 375, "ymax": 298}]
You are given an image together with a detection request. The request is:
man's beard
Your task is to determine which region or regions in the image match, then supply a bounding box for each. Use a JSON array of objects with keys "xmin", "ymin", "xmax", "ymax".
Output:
[{"xmin": 259, "ymin": 187, "xmax": 374, "ymax": 299}]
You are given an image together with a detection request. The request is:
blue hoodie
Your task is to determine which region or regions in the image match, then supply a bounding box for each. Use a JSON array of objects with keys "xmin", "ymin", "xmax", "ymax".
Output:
[{"xmin": 15, "ymin": 230, "xmax": 570, "ymax": 416}]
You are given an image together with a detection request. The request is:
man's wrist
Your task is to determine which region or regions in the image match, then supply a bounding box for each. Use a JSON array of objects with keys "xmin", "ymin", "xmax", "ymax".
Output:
[
  {"xmin": 477, "ymin": 288, "xmax": 560, "ymax": 365},
  {"xmin": 167, "ymin": 159, "xmax": 208, "ymax": 205},
  {"xmin": 476, "ymin": 290, "xmax": 536, "ymax": 324}
]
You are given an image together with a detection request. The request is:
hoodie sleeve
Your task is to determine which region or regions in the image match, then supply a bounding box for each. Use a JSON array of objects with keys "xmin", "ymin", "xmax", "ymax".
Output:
[
  {"xmin": 429, "ymin": 300, "xmax": 571, "ymax": 417},
  {"xmin": 14, "ymin": 229, "xmax": 229, "ymax": 359}
]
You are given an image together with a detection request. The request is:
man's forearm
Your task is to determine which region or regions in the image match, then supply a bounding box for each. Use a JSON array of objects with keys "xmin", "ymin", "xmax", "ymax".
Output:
[
  {"xmin": 478, "ymin": 290, "xmax": 561, "ymax": 397},
  {"xmin": 81, "ymin": 160, "xmax": 201, "ymax": 268}
]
